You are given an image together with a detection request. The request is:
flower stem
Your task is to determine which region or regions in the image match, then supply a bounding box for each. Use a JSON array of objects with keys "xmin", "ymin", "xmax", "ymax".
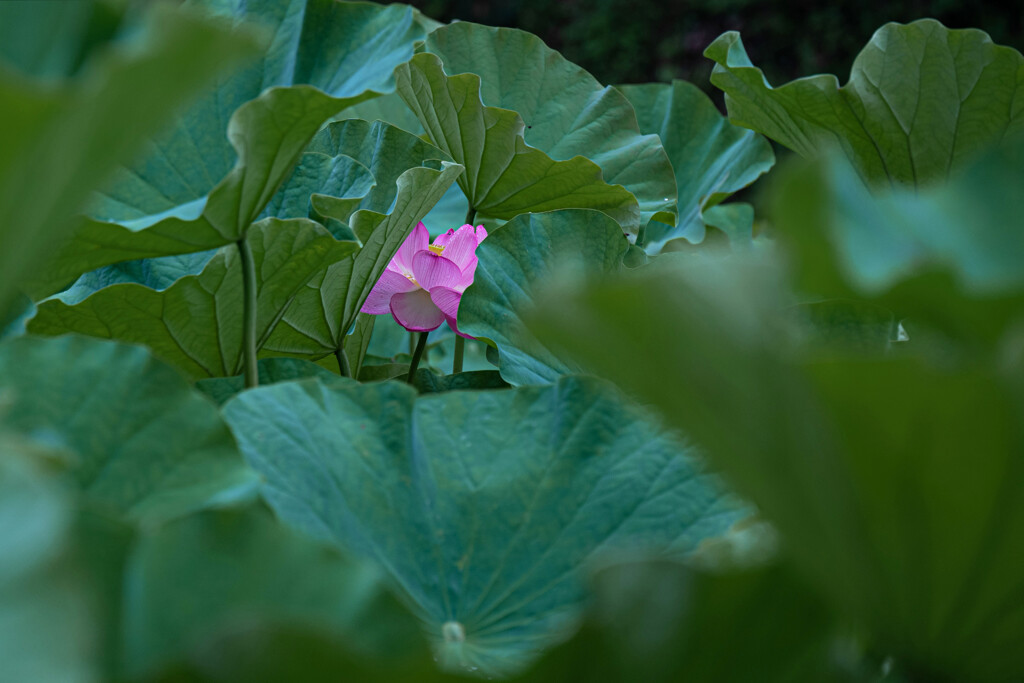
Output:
[
  {"xmin": 406, "ymin": 331, "xmax": 429, "ymax": 385},
  {"xmin": 453, "ymin": 335, "xmax": 465, "ymax": 374},
  {"xmin": 334, "ymin": 347, "xmax": 351, "ymax": 378},
  {"xmin": 237, "ymin": 236, "xmax": 258, "ymax": 389},
  {"xmin": 464, "ymin": 205, "xmax": 477, "ymax": 226}
]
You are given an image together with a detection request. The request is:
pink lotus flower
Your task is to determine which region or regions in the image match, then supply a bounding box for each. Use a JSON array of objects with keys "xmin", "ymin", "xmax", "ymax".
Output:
[{"xmin": 361, "ymin": 221, "xmax": 487, "ymax": 337}]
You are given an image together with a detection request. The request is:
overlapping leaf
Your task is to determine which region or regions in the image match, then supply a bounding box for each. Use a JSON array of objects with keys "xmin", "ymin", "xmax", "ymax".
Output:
[
  {"xmin": 705, "ymin": 19, "xmax": 1024, "ymax": 187},
  {"xmin": 222, "ymin": 376, "xmax": 742, "ymax": 676},
  {"xmin": 421, "ymin": 23, "xmax": 677, "ymax": 231},
  {"xmin": 0, "ymin": 2, "xmax": 260, "ymax": 311},
  {"xmin": 458, "ymin": 209, "xmax": 631, "ymax": 385},
  {"xmin": 30, "ymin": 219, "xmax": 355, "ymax": 379},
  {"xmin": 618, "ymin": 81, "xmax": 775, "ymax": 251},
  {"xmin": 30, "ymin": 1, "xmax": 429, "ymax": 299},
  {"xmin": 0, "ymin": 336, "xmax": 255, "ymax": 525}
]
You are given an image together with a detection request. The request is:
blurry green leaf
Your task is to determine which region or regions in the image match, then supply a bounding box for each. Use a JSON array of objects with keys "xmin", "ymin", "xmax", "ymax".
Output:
[
  {"xmin": 262, "ymin": 161, "xmax": 463, "ymax": 362},
  {"xmin": 122, "ymin": 505, "xmax": 429, "ymax": 680},
  {"xmin": 705, "ymin": 19, "xmax": 1024, "ymax": 187},
  {"xmin": 195, "ymin": 357, "xmax": 352, "ymax": 406},
  {"xmin": 222, "ymin": 376, "xmax": 742, "ymax": 676},
  {"xmin": 459, "ymin": 209, "xmax": 630, "ymax": 385},
  {"xmin": 794, "ymin": 299, "xmax": 899, "ymax": 353},
  {"xmin": 394, "ymin": 52, "xmax": 644, "ymax": 233},
  {"xmin": 30, "ymin": 219, "xmax": 356, "ymax": 379},
  {"xmin": 0, "ymin": 2, "xmax": 260, "ymax": 311},
  {"xmin": 619, "ymin": 80, "xmax": 774, "ymax": 251},
  {"xmin": 530, "ymin": 252, "xmax": 1024, "ymax": 681},
  {"xmin": 0, "ymin": 442, "xmax": 95, "ymax": 683},
  {"xmin": 419, "ymin": 22, "xmax": 678, "ymax": 232},
  {"xmin": 0, "ymin": 336, "xmax": 255, "ymax": 525},
  {"xmin": 517, "ymin": 561, "xmax": 851, "ymax": 683}
]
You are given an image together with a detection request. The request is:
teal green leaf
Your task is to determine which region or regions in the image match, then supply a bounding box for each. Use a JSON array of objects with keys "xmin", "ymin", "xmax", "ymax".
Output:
[
  {"xmin": 222, "ymin": 376, "xmax": 742, "ymax": 676},
  {"xmin": 394, "ymin": 52, "xmax": 645, "ymax": 233},
  {"xmin": 458, "ymin": 209, "xmax": 630, "ymax": 386},
  {"xmin": 341, "ymin": 312, "xmax": 376, "ymax": 379},
  {"xmin": 618, "ymin": 81, "xmax": 774, "ymax": 251},
  {"xmin": 195, "ymin": 357, "xmax": 352, "ymax": 406},
  {"xmin": 31, "ymin": 86, "xmax": 369, "ymax": 299},
  {"xmin": 262, "ymin": 161, "xmax": 463, "ymax": 361},
  {"xmin": 121, "ymin": 504, "xmax": 429, "ymax": 679},
  {"xmin": 0, "ymin": 2, "xmax": 260, "ymax": 310},
  {"xmin": 29, "ymin": 218, "xmax": 357, "ymax": 379},
  {"xmin": 704, "ymin": 19, "xmax": 1024, "ymax": 187},
  {"xmin": 422, "ymin": 23, "xmax": 678, "ymax": 231},
  {"xmin": 0, "ymin": 336, "xmax": 255, "ymax": 526}
]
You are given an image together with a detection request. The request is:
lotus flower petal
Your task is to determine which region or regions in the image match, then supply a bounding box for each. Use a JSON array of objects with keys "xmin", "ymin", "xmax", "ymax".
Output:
[
  {"xmin": 412, "ymin": 251, "xmax": 465, "ymax": 290},
  {"xmin": 392, "ymin": 222, "xmax": 430, "ymax": 277},
  {"xmin": 390, "ymin": 288, "xmax": 445, "ymax": 331},
  {"xmin": 361, "ymin": 269, "xmax": 418, "ymax": 314}
]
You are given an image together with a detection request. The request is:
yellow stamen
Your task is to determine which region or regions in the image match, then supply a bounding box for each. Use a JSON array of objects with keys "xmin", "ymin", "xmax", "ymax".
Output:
[{"xmin": 428, "ymin": 244, "xmax": 445, "ymax": 255}]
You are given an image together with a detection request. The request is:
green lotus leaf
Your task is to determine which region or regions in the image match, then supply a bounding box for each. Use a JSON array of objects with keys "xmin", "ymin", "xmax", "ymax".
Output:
[
  {"xmin": 336, "ymin": 91, "xmax": 426, "ymax": 137},
  {"xmin": 29, "ymin": 218, "xmax": 356, "ymax": 379},
  {"xmin": 121, "ymin": 504, "xmax": 430, "ymax": 680},
  {"xmin": 618, "ymin": 81, "xmax": 774, "ymax": 251},
  {"xmin": 394, "ymin": 52, "xmax": 645, "ymax": 234},
  {"xmin": 261, "ymin": 161, "xmax": 464, "ymax": 367},
  {"xmin": 420, "ymin": 22, "xmax": 678, "ymax": 233},
  {"xmin": 0, "ymin": 2, "xmax": 260, "ymax": 311},
  {"xmin": 0, "ymin": 335, "xmax": 255, "ymax": 525},
  {"xmin": 705, "ymin": 19, "xmax": 1024, "ymax": 187},
  {"xmin": 222, "ymin": 376, "xmax": 742, "ymax": 676},
  {"xmin": 458, "ymin": 209, "xmax": 630, "ymax": 386}
]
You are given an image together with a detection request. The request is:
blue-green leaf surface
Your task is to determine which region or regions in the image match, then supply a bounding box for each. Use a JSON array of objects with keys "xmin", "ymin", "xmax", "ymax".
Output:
[{"xmin": 222, "ymin": 376, "xmax": 741, "ymax": 676}]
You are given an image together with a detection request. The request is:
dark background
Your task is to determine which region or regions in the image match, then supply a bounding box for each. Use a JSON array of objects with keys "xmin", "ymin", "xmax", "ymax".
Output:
[{"xmin": 405, "ymin": 0, "xmax": 1024, "ymax": 107}]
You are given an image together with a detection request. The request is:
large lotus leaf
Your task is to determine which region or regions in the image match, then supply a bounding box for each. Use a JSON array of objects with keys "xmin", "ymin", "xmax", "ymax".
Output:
[
  {"xmin": 421, "ymin": 22, "xmax": 677, "ymax": 231},
  {"xmin": 394, "ymin": 52, "xmax": 644, "ymax": 234},
  {"xmin": 0, "ymin": 336, "xmax": 255, "ymax": 526},
  {"xmin": 529, "ymin": 254, "xmax": 1024, "ymax": 681},
  {"xmin": 29, "ymin": 218, "xmax": 356, "ymax": 379},
  {"xmin": 31, "ymin": 86, "xmax": 369, "ymax": 299},
  {"xmin": 262, "ymin": 161, "xmax": 463, "ymax": 365},
  {"xmin": 458, "ymin": 209, "xmax": 630, "ymax": 386},
  {"xmin": 517, "ymin": 561, "xmax": 847, "ymax": 683},
  {"xmin": 121, "ymin": 504, "xmax": 430, "ymax": 680},
  {"xmin": 222, "ymin": 376, "xmax": 742, "ymax": 676},
  {"xmin": 260, "ymin": 150, "xmax": 374, "ymax": 225},
  {"xmin": 618, "ymin": 81, "xmax": 775, "ymax": 251},
  {"xmin": 705, "ymin": 19, "xmax": 1024, "ymax": 188},
  {"xmin": 0, "ymin": 3, "xmax": 259, "ymax": 312},
  {"xmin": 336, "ymin": 91, "xmax": 426, "ymax": 136}
]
